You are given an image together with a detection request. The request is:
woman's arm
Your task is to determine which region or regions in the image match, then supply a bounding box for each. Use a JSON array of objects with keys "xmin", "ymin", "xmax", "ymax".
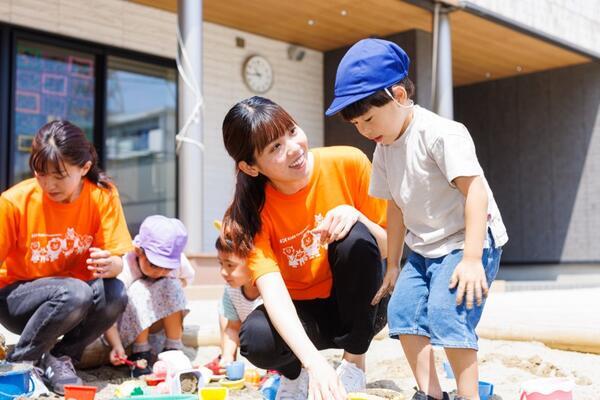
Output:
[
  {"xmin": 87, "ymin": 248, "xmax": 123, "ymax": 278},
  {"xmin": 257, "ymin": 272, "xmax": 346, "ymax": 400},
  {"xmin": 357, "ymin": 212, "xmax": 387, "ymax": 259},
  {"xmin": 313, "ymin": 205, "xmax": 388, "ymax": 259}
]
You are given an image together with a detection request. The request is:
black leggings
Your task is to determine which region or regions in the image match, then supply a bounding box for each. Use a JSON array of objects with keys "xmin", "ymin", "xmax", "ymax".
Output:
[{"xmin": 239, "ymin": 222, "xmax": 389, "ymax": 379}]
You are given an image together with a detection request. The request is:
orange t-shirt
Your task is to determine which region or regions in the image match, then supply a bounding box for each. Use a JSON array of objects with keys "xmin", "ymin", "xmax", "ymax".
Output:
[
  {"xmin": 0, "ymin": 178, "xmax": 133, "ymax": 288},
  {"xmin": 248, "ymin": 146, "xmax": 387, "ymax": 300}
]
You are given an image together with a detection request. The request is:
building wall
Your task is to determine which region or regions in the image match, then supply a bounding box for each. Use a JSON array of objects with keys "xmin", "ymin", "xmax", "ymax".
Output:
[
  {"xmin": 455, "ymin": 62, "xmax": 600, "ymax": 263},
  {"xmin": 0, "ymin": 0, "xmax": 324, "ymax": 251},
  {"xmin": 466, "ymin": 0, "xmax": 600, "ymax": 56}
]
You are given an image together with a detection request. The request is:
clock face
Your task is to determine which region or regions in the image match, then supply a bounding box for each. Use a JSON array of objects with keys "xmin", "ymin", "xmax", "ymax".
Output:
[{"xmin": 243, "ymin": 55, "xmax": 273, "ymax": 94}]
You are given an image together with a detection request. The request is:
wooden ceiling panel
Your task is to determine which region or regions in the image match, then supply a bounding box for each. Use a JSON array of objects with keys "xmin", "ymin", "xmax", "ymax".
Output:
[{"xmin": 130, "ymin": 0, "xmax": 590, "ymax": 86}]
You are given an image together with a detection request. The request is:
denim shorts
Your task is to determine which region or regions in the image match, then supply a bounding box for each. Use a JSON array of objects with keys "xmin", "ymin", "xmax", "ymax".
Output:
[{"xmin": 387, "ymin": 232, "xmax": 502, "ymax": 350}]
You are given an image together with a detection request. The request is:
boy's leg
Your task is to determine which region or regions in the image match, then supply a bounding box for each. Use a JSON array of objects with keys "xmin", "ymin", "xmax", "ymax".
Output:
[
  {"xmin": 391, "ymin": 253, "xmax": 442, "ymax": 398},
  {"xmin": 444, "ymin": 348, "xmax": 478, "ymax": 399},
  {"xmin": 327, "ymin": 221, "xmax": 385, "ymax": 370},
  {"xmin": 427, "ymin": 240, "xmax": 502, "ymax": 400},
  {"xmin": 53, "ymin": 278, "xmax": 128, "ymax": 361},
  {"xmin": 0, "ymin": 277, "xmax": 93, "ymax": 362},
  {"xmin": 400, "ymin": 335, "xmax": 443, "ymax": 399}
]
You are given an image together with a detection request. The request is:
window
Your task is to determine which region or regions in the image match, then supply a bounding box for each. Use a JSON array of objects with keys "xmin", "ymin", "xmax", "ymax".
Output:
[
  {"xmin": 12, "ymin": 40, "xmax": 95, "ymax": 182},
  {"xmin": 105, "ymin": 56, "xmax": 177, "ymax": 234}
]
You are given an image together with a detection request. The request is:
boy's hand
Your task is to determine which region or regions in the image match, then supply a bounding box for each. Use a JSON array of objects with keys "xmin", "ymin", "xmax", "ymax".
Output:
[
  {"xmin": 449, "ymin": 256, "xmax": 488, "ymax": 309},
  {"xmin": 87, "ymin": 247, "xmax": 117, "ymax": 278},
  {"xmin": 109, "ymin": 345, "xmax": 127, "ymax": 366},
  {"xmin": 371, "ymin": 264, "xmax": 399, "ymax": 305},
  {"xmin": 313, "ymin": 205, "xmax": 360, "ymax": 244}
]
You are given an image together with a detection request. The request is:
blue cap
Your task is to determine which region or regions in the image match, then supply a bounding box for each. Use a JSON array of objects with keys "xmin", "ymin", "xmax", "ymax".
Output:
[{"xmin": 325, "ymin": 38, "xmax": 410, "ymax": 116}]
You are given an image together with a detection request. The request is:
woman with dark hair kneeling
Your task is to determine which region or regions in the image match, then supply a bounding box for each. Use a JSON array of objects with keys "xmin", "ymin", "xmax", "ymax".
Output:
[
  {"xmin": 221, "ymin": 97, "xmax": 389, "ymax": 400},
  {"xmin": 0, "ymin": 120, "xmax": 131, "ymax": 394}
]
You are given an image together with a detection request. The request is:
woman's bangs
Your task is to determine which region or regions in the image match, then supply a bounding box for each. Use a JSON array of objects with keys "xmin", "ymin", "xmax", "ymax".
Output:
[
  {"xmin": 29, "ymin": 145, "xmax": 67, "ymax": 176},
  {"xmin": 251, "ymin": 107, "xmax": 296, "ymax": 154}
]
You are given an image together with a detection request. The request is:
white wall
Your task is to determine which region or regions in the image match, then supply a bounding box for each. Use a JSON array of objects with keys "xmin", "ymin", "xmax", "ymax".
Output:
[
  {"xmin": 202, "ymin": 23, "xmax": 324, "ymax": 250},
  {"xmin": 0, "ymin": 0, "xmax": 324, "ymax": 252},
  {"xmin": 466, "ymin": 0, "xmax": 600, "ymax": 56}
]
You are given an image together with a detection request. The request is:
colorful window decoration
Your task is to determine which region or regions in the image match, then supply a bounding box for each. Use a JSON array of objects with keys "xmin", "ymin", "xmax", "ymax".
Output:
[{"xmin": 12, "ymin": 41, "xmax": 95, "ymax": 182}]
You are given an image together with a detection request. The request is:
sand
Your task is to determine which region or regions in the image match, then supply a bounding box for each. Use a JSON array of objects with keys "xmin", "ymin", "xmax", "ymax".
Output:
[{"xmin": 57, "ymin": 337, "xmax": 600, "ymax": 400}]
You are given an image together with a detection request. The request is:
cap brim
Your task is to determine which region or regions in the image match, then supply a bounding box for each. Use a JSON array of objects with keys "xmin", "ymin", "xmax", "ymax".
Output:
[
  {"xmin": 325, "ymin": 91, "xmax": 375, "ymax": 116},
  {"xmin": 145, "ymin": 251, "xmax": 180, "ymax": 269}
]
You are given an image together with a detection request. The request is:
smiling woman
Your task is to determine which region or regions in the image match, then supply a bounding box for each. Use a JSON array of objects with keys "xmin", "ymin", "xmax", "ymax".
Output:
[
  {"xmin": 219, "ymin": 96, "xmax": 389, "ymax": 400},
  {"xmin": 0, "ymin": 120, "xmax": 132, "ymax": 395}
]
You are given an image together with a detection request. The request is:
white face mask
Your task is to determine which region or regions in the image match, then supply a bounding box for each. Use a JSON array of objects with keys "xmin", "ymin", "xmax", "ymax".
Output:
[{"xmin": 384, "ymin": 87, "xmax": 414, "ymax": 109}]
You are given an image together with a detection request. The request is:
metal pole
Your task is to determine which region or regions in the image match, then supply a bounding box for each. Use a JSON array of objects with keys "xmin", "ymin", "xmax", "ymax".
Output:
[
  {"xmin": 430, "ymin": 2, "xmax": 440, "ymax": 110},
  {"xmin": 177, "ymin": 0, "xmax": 204, "ymax": 253},
  {"xmin": 434, "ymin": 6, "xmax": 454, "ymax": 119}
]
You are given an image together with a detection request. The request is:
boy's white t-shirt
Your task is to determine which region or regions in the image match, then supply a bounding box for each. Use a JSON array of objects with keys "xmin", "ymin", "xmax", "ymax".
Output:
[
  {"xmin": 219, "ymin": 285, "xmax": 262, "ymax": 322},
  {"xmin": 369, "ymin": 105, "xmax": 508, "ymax": 259}
]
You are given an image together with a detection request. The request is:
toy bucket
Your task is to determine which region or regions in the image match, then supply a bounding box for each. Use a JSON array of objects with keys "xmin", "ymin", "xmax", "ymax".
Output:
[
  {"xmin": 520, "ymin": 378, "xmax": 574, "ymax": 400},
  {"xmin": 64, "ymin": 384, "xmax": 97, "ymax": 400},
  {"xmin": 0, "ymin": 364, "xmax": 34, "ymax": 400},
  {"xmin": 479, "ymin": 381, "xmax": 494, "ymax": 400}
]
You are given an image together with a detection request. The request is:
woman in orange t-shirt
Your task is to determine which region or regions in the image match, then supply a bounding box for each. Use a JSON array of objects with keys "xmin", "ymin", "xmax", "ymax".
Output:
[
  {"xmin": 0, "ymin": 120, "xmax": 131, "ymax": 395},
  {"xmin": 221, "ymin": 97, "xmax": 389, "ymax": 400}
]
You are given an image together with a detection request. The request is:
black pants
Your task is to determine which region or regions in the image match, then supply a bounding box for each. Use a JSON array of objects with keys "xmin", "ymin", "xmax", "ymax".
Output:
[
  {"xmin": 0, "ymin": 277, "xmax": 128, "ymax": 362},
  {"xmin": 240, "ymin": 222, "xmax": 389, "ymax": 379}
]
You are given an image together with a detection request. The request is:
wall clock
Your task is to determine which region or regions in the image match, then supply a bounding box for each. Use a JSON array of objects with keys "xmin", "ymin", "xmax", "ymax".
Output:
[{"xmin": 243, "ymin": 55, "xmax": 273, "ymax": 94}]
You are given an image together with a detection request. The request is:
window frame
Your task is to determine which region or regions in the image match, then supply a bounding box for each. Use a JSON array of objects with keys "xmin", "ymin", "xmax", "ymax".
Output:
[{"xmin": 0, "ymin": 22, "xmax": 178, "ymax": 213}]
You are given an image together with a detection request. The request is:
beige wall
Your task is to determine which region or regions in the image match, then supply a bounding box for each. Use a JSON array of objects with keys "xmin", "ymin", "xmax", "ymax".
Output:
[{"xmin": 0, "ymin": 0, "xmax": 324, "ymax": 251}]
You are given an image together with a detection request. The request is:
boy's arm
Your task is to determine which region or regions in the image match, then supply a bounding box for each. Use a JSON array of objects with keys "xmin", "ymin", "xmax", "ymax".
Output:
[
  {"xmin": 449, "ymin": 175, "xmax": 489, "ymax": 309},
  {"xmin": 371, "ymin": 200, "xmax": 405, "ymax": 305},
  {"xmin": 220, "ymin": 319, "xmax": 242, "ymax": 365}
]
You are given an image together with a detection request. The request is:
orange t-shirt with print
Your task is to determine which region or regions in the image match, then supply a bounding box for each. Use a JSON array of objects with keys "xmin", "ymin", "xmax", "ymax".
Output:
[
  {"xmin": 248, "ymin": 146, "xmax": 387, "ymax": 300},
  {"xmin": 0, "ymin": 178, "xmax": 133, "ymax": 288}
]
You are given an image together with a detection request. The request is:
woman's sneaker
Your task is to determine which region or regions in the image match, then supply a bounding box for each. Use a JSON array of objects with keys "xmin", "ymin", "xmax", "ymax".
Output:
[
  {"xmin": 275, "ymin": 368, "xmax": 309, "ymax": 400},
  {"xmin": 336, "ymin": 359, "xmax": 366, "ymax": 393},
  {"xmin": 40, "ymin": 353, "xmax": 82, "ymax": 395}
]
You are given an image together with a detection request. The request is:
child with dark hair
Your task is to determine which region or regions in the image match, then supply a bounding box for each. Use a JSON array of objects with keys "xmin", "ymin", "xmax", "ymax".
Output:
[
  {"xmin": 327, "ymin": 38, "xmax": 508, "ymax": 400},
  {"xmin": 213, "ymin": 226, "xmax": 262, "ymax": 371},
  {"xmin": 0, "ymin": 120, "xmax": 131, "ymax": 394}
]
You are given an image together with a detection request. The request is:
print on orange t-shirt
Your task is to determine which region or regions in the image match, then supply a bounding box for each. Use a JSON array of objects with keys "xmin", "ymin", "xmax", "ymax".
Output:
[
  {"xmin": 248, "ymin": 146, "xmax": 387, "ymax": 300},
  {"xmin": 0, "ymin": 178, "xmax": 133, "ymax": 287}
]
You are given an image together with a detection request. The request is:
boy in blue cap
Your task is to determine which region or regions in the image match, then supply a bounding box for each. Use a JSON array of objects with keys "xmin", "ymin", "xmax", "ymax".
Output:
[{"xmin": 326, "ymin": 38, "xmax": 508, "ymax": 400}]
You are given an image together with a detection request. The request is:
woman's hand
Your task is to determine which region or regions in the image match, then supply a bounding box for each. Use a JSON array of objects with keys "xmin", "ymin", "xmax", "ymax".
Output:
[
  {"xmin": 87, "ymin": 247, "xmax": 121, "ymax": 278},
  {"xmin": 109, "ymin": 344, "xmax": 127, "ymax": 366},
  {"xmin": 306, "ymin": 356, "xmax": 347, "ymax": 400},
  {"xmin": 313, "ymin": 205, "xmax": 360, "ymax": 244}
]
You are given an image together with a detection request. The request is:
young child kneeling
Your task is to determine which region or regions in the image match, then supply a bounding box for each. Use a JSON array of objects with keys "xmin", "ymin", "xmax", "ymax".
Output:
[
  {"xmin": 210, "ymin": 230, "xmax": 262, "ymax": 372},
  {"xmin": 104, "ymin": 215, "xmax": 195, "ymax": 376}
]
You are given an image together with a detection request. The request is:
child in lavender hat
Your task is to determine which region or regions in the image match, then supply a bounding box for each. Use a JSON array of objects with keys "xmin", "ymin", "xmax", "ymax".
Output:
[{"xmin": 102, "ymin": 215, "xmax": 195, "ymax": 376}]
